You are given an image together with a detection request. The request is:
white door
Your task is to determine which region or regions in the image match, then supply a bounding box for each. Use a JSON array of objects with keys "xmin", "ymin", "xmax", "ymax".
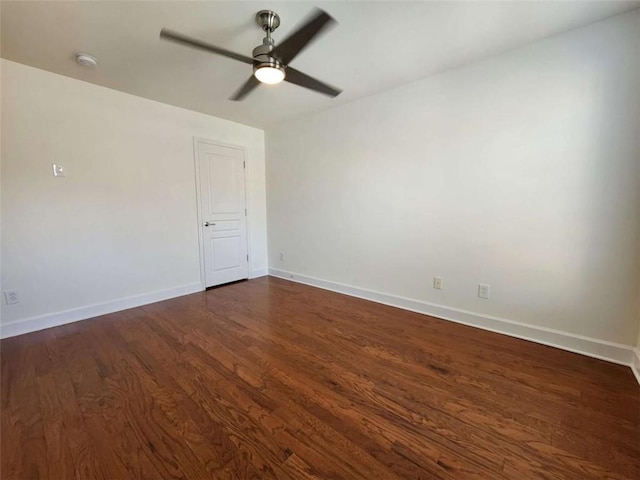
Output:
[{"xmin": 196, "ymin": 139, "xmax": 249, "ymax": 287}]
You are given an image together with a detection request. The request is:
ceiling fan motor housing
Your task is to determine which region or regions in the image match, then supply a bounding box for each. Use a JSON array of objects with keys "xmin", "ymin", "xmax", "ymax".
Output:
[{"xmin": 252, "ymin": 38, "xmax": 284, "ymax": 75}]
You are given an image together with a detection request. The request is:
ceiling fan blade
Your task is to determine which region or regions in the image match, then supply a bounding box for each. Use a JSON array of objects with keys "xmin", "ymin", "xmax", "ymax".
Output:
[
  {"xmin": 285, "ymin": 67, "xmax": 342, "ymax": 97},
  {"xmin": 272, "ymin": 9, "xmax": 335, "ymax": 66},
  {"xmin": 160, "ymin": 28, "xmax": 254, "ymax": 65},
  {"xmin": 230, "ymin": 75, "xmax": 261, "ymax": 101}
]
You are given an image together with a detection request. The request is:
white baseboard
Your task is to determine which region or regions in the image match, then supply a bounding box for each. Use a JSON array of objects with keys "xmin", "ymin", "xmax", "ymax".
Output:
[
  {"xmin": 631, "ymin": 348, "xmax": 640, "ymax": 386},
  {"xmin": 269, "ymin": 268, "xmax": 636, "ymax": 371},
  {"xmin": 0, "ymin": 282, "xmax": 203, "ymax": 339},
  {"xmin": 250, "ymin": 267, "xmax": 269, "ymax": 278}
]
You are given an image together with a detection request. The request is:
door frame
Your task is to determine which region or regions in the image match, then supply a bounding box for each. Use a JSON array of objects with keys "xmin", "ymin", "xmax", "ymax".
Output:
[{"xmin": 193, "ymin": 137, "xmax": 251, "ymax": 290}]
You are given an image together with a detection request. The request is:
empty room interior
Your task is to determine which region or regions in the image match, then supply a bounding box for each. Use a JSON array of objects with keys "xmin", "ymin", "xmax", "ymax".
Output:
[{"xmin": 1, "ymin": 1, "xmax": 640, "ymax": 478}]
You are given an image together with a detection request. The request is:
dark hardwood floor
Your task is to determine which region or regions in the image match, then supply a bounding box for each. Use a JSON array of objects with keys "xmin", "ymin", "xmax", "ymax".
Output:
[{"xmin": 2, "ymin": 276, "xmax": 639, "ymax": 479}]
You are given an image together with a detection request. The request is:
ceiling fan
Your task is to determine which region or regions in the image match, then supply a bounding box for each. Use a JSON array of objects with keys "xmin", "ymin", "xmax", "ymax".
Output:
[{"xmin": 160, "ymin": 9, "xmax": 342, "ymax": 101}]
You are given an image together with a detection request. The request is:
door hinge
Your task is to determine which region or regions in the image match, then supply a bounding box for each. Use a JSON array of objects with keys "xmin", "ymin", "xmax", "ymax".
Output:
[
  {"xmin": 246, "ymin": 254, "xmax": 249, "ymax": 262},
  {"xmin": 243, "ymin": 161, "xmax": 246, "ymax": 168},
  {"xmin": 245, "ymin": 208, "xmax": 247, "ymax": 216}
]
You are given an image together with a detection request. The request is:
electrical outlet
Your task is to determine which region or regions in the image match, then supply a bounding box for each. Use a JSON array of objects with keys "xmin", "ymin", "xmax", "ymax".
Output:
[
  {"xmin": 433, "ymin": 276, "xmax": 442, "ymax": 290},
  {"xmin": 478, "ymin": 284, "xmax": 490, "ymax": 299},
  {"xmin": 52, "ymin": 164, "xmax": 65, "ymax": 177},
  {"xmin": 4, "ymin": 290, "xmax": 20, "ymax": 305},
  {"xmin": 279, "ymin": 252, "xmax": 286, "ymax": 262}
]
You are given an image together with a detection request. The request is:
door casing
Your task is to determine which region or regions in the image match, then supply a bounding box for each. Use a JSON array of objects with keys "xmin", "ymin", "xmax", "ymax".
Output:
[{"xmin": 193, "ymin": 137, "xmax": 252, "ymax": 289}]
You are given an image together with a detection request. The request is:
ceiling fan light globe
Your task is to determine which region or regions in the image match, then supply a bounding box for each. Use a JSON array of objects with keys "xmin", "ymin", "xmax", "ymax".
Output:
[{"xmin": 254, "ymin": 66, "xmax": 285, "ymax": 84}]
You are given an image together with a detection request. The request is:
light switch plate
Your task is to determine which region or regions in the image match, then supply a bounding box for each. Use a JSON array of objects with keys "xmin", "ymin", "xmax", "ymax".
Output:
[{"xmin": 52, "ymin": 164, "xmax": 65, "ymax": 177}]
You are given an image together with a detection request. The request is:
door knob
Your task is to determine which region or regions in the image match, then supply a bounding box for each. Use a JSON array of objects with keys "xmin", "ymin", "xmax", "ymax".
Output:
[{"xmin": 204, "ymin": 221, "xmax": 216, "ymax": 227}]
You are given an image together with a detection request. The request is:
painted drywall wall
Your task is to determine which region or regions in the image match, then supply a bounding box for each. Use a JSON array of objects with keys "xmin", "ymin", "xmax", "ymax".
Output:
[
  {"xmin": 266, "ymin": 10, "xmax": 640, "ymax": 346},
  {"xmin": 637, "ymin": 312, "xmax": 640, "ymax": 347},
  {"xmin": 1, "ymin": 59, "xmax": 267, "ymax": 329}
]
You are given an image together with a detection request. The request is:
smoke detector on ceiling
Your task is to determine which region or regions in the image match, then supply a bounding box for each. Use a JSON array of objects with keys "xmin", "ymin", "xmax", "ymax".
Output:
[{"xmin": 75, "ymin": 53, "xmax": 98, "ymax": 67}]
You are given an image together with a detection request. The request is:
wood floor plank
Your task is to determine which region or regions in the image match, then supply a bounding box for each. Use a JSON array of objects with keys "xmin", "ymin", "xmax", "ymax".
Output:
[
  {"xmin": 1, "ymin": 276, "xmax": 638, "ymax": 479},
  {"xmin": 35, "ymin": 373, "xmax": 75, "ymax": 479},
  {"xmin": 13, "ymin": 336, "xmax": 51, "ymax": 480}
]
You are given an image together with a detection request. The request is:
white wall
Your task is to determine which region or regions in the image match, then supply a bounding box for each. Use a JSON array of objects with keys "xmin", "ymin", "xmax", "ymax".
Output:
[
  {"xmin": 1, "ymin": 59, "xmax": 267, "ymax": 332},
  {"xmin": 266, "ymin": 11, "xmax": 640, "ymax": 347}
]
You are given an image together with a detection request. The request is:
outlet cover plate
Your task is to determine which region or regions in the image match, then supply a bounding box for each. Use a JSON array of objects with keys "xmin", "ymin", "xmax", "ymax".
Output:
[{"xmin": 4, "ymin": 290, "xmax": 20, "ymax": 305}]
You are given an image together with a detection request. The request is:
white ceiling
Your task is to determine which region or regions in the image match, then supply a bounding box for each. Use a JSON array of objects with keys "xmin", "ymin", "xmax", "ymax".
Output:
[{"xmin": 2, "ymin": 1, "xmax": 638, "ymax": 129}]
